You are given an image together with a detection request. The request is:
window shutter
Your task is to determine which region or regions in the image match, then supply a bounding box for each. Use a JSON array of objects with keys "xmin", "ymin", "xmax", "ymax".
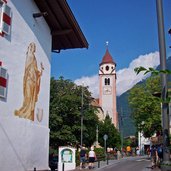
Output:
[
  {"xmin": 0, "ymin": 66, "xmax": 7, "ymax": 98},
  {"xmin": 0, "ymin": 2, "xmax": 12, "ymax": 35}
]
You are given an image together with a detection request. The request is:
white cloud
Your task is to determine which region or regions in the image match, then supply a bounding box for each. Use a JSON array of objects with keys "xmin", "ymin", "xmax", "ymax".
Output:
[
  {"xmin": 74, "ymin": 51, "xmax": 159, "ymax": 98},
  {"xmin": 116, "ymin": 51, "xmax": 159, "ymax": 96},
  {"xmin": 74, "ymin": 75, "xmax": 99, "ymax": 97}
]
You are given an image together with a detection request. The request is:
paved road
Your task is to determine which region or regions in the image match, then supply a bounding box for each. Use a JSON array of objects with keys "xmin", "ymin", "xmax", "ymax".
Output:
[{"xmin": 72, "ymin": 156, "xmax": 161, "ymax": 171}]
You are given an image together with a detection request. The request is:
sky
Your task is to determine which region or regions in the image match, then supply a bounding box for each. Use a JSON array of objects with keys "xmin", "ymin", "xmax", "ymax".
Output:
[{"xmin": 51, "ymin": 0, "xmax": 171, "ymax": 98}]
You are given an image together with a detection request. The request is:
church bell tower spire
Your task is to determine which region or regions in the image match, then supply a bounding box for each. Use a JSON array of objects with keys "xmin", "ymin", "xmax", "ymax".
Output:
[{"xmin": 99, "ymin": 44, "xmax": 118, "ymax": 127}]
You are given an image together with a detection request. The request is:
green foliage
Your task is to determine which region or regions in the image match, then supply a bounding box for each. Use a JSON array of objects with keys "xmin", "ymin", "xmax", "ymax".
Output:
[
  {"xmin": 134, "ymin": 67, "xmax": 171, "ymax": 76},
  {"xmin": 94, "ymin": 148, "xmax": 105, "ymax": 160},
  {"xmin": 50, "ymin": 77, "xmax": 122, "ymax": 150},
  {"xmin": 98, "ymin": 115, "xmax": 121, "ymax": 148},
  {"xmin": 132, "ymin": 66, "xmax": 171, "ymax": 137},
  {"xmin": 128, "ymin": 76, "xmax": 162, "ymax": 137},
  {"xmin": 49, "ymin": 77, "xmax": 99, "ymax": 148},
  {"xmin": 123, "ymin": 139, "xmax": 132, "ymax": 147}
]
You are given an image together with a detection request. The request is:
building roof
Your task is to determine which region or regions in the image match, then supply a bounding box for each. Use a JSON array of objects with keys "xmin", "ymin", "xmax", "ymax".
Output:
[
  {"xmin": 100, "ymin": 49, "xmax": 116, "ymax": 65},
  {"xmin": 34, "ymin": 0, "xmax": 88, "ymax": 52}
]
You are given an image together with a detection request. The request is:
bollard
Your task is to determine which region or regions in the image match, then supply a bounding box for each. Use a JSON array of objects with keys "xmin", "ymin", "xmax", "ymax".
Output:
[
  {"xmin": 34, "ymin": 168, "xmax": 36, "ymax": 171},
  {"xmin": 107, "ymin": 157, "xmax": 109, "ymax": 165},
  {"xmin": 98, "ymin": 160, "xmax": 100, "ymax": 168},
  {"xmin": 62, "ymin": 162, "xmax": 64, "ymax": 171}
]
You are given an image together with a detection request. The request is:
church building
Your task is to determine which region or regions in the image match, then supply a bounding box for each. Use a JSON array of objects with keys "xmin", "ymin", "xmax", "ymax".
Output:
[{"xmin": 98, "ymin": 47, "xmax": 118, "ymax": 128}]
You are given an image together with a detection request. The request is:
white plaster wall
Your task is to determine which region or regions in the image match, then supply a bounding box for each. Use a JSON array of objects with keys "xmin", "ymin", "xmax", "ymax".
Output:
[
  {"xmin": 0, "ymin": 0, "xmax": 51, "ymax": 170},
  {"xmin": 101, "ymin": 76, "xmax": 114, "ymax": 121},
  {"xmin": 99, "ymin": 63, "xmax": 116, "ymax": 75}
]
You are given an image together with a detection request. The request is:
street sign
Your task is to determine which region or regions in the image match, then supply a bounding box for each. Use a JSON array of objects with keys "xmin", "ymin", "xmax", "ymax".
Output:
[{"xmin": 103, "ymin": 134, "xmax": 108, "ymax": 141}]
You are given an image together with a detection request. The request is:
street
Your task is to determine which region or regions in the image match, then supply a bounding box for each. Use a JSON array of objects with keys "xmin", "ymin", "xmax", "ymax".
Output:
[
  {"xmin": 73, "ymin": 156, "xmax": 161, "ymax": 171},
  {"xmin": 95, "ymin": 157, "xmax": 161, "ymax": 171}
]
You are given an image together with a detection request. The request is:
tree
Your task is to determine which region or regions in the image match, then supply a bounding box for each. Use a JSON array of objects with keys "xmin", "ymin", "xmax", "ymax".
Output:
[
  {"xmin": 98, "ymin": 115, "xmax": 121, "ymax": 148},
  {"xmin": 128, "ymin": 76, "xmax": 162, "ymax": 137},
  {"xmin": 134, "ymin": 66, "xmax": 171, "ymax": 76},
  {"xmin": 49, "ymin": 77, "xmax": 99, "ymax": 148}
]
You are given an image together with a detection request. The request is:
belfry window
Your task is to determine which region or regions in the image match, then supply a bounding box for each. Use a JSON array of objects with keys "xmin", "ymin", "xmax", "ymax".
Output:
[
  {"xmin": 105, "ymin": 78, "xmax": 110, "ymax": 85},
  {"xmin": 106, "ymin": 65, "xmax": 109, "ymax": 71}
]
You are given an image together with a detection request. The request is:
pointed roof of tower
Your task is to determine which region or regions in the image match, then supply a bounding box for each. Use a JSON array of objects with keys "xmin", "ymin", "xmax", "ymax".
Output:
[{"xmin": 100, "ymin": 48, "xmax": 116, "ymax": 65}]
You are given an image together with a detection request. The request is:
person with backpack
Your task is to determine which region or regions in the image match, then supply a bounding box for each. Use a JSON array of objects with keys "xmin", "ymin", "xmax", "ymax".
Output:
[
  {"xmin": 157, "ymin": 144, "xmax": 163, "ymax": 167},
  {"xmin": 79, "ymin": 145, "xmax": 87, "ymax": 169}
]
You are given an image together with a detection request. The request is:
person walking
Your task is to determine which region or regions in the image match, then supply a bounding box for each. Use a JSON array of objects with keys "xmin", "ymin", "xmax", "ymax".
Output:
[
  {"xmin": 150, "ymin": 145, "xmax": 158, "ymax": 169},
  {"xmin": 79, "ymin": 145, "xmax": 87, "ymax": 170},
  {"xmin": 88, "ymin": 146, "xmax": 96, "ymax": 169},
  {"xmin": 157, "ymin": 144, "xmax": 163, "ymax": 167}
]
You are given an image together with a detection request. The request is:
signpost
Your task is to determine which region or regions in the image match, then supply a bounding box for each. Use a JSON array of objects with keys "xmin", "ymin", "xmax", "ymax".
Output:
[{"xmin": 103, "ymin": 134, "xmax": 108, "ymax": 160}]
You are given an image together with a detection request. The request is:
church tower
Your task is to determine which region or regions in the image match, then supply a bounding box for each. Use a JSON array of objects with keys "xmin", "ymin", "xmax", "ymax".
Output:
[{"xmin": 99, "ymin": 46, "xmax": 118, "ymax": 127}]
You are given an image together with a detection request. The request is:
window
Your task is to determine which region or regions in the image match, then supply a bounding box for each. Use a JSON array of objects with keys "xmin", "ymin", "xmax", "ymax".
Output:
[
  {"xmin": 104, "ymin": 78, "xmax": 110, "ymax": 85},
  {"xmin": 105, "ymin": 65, "xmax": 109, "ymax": 71},
  {"xmin": 0, "ymin": 66, "xmax": 7, "ymax": 98},
  {"xmin": 105, "ymin": 78, "xmax": 107, "ymax": 85},
  {"xmin": 107, "ymin": 78, "xmax": 110, "ymax": 85},
  {"xmin": 0, "ymin": 1, "xmax": 12, "ymax": 35}
]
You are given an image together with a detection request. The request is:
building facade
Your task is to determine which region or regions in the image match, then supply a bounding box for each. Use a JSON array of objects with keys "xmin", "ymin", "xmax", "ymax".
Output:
[
  {"xmin": 0, "ymin": 0, "xmax": 88, "ymax": 170},
  {"xmin": 99, "ymin": 48, "xmax": 118, "ymax": 127}
]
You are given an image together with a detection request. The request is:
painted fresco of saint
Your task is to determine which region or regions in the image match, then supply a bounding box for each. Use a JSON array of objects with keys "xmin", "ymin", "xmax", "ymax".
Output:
[{"xmin": 15, "ymin": 42, "xmax": 44, "ymax": 121}]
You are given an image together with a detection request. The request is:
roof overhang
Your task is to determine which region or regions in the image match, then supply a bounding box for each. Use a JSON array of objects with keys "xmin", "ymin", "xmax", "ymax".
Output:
[{"xmin": 34, "ymin": 0, "xmax": 88, "ymax": 52}]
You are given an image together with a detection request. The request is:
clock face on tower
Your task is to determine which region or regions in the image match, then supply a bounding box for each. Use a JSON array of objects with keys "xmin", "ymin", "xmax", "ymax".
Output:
[{"xmin": 103, "ymin": 86, "xmax": 112, "ymax": 95}]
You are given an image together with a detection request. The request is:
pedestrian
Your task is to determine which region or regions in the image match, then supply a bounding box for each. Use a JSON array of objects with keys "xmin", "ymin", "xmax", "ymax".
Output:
[
  {"xmin": 79, "ymin": 144, "xmax": 87, "ymax": 170},
  {"xmin": 117, "ymin": 150, "xmax": 121, "ymax": 160},
  {"xmin": 157, "ymin": 144, "xmax": 163, "ymax": 167},
  {"xmin": 126, "ymin": 145, "xmax": 131, "ymax": 156},
  {"xmin": 88, "ymin": 146, "xmax": 96, "ymax": 169},
  {"xmin": 136, "ymin": 147, "xmax": 140, "ymax": 156},
  {"xmin": 150, "ymin": 145, "xmax": 158, "ymax": 169},
  {"xmin": 146, "ymin": 147, "xmax": 150, "ymax": 158}
]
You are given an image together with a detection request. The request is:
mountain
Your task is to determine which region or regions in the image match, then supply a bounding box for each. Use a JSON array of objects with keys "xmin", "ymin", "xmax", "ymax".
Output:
[
  {"xmin": 117, "ymin": 56, "xmax": 171, "ymax": 138},
  {"xmin": 117, "ymin": 91, "xmax": 136, "ymax": 137}
]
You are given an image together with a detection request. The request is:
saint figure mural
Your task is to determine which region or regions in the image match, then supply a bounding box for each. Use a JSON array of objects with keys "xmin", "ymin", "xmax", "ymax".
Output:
[{"xmin": 15, "ymin": 42, "xmax": 44, "ymax": 121}]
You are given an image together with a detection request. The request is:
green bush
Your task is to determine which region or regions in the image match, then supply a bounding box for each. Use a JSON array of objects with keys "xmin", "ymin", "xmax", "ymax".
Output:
[{"xmin": 94, "ymin": 148, "xmax": 105, "ymax": 160}]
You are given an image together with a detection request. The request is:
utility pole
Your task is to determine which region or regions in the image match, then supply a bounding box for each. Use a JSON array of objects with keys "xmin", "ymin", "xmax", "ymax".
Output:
[
  {"xmin": 156, "ymin": 0, "xmax": 170, "ymax": 165},
  {"xmin": 80, "ymin": 83, "xmax": 84, "ymax": 147}
]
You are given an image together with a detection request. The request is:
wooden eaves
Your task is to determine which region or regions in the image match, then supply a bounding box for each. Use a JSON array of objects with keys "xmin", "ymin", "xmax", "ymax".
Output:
[{"xmin": 34, "ymin": 0, "xmax": 88, "ymax": 52}]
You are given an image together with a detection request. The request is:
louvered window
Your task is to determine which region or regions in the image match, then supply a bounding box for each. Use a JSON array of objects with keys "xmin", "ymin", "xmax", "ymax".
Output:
[
  {"xmin": 105, "ymin": 78, "xmax": 110, "ymax": 85},
  {"xmin": 0, "ymin": 66, "xmax": 7, "ymax": 98},
  {"xmin": 0, "ymin": 1, "xmax": 12, "ymax": 35}
]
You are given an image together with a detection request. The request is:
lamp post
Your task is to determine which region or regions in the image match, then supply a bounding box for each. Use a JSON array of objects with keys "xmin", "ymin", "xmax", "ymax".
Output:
[
  {"xmin": 80, "ymin": 83, "xmax": 84, "ymax": 147},
  {"xmin": 156, "ymin": 0, "xmax": 170, "ymax": 165},
  {"xmin": 103, "ymin": 134, "xmax": 108, "ymax": 160},
  {"xmin": 119, "ymin": 115, "xmax": 123, "ymax": 150}
]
